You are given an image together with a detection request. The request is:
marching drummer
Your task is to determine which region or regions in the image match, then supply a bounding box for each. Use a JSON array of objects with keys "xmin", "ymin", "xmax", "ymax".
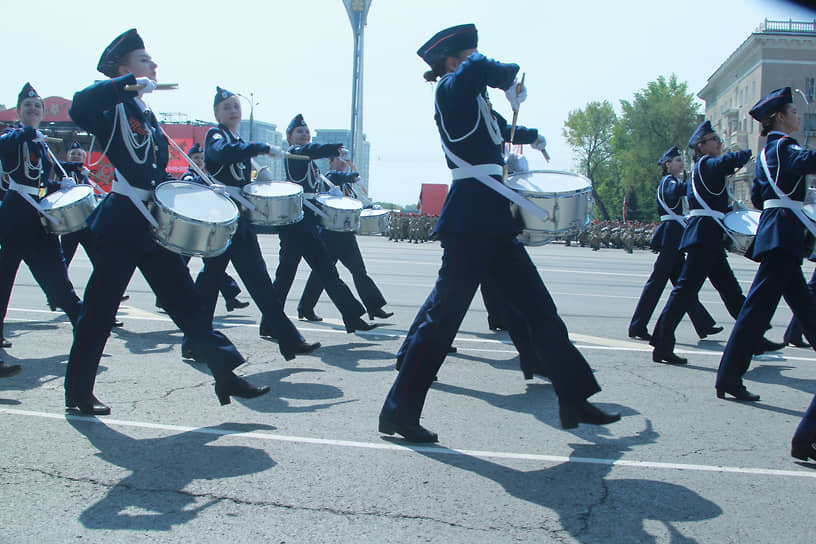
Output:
[
  {"xmin": 0, "ymin": 82, "xmax": 84, "ymax": 363},
  {"xmin": 65, "ymin": 28, "xmax": 270, "ymax": 415},
  {"xmin": 295, "ymin": 154, "xmax": 393, "ymax": 322},
  {"xmin": 180, "ymin": 86, "xmax": 320, "ymax": 362},
  {"xmin": 716, "ymin": 87, "xmax": 816, "ymax": 408},
  {"xmin": 172, "ymin": 140, "xmax": 250, "ymax": 315},
  {"xmin": 379, "ymin": 23, "xmax": 620, "ymax": 443},
  {"xmin": 649, "ymin": 121, "xmax": 783, "ymax": 367},
  {"xmin": 628, "ymin": 146, "xmax": 722, "ymax": 343},
  {"xmin": 269, "ymin": 113, "xmax": 375, "ymax": 333}
]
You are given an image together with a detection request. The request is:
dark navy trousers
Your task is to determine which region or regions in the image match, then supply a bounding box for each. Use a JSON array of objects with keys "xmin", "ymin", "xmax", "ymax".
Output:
[
  {"xmin": 794, "ymin": 394, "xmax": 816, "ymax": 447},
  {"xmin": 270, "ymin": 215, "xmax": 364, "ymax": 326},
  {"xmin": 65, "ymin": 195, "xmax": 243, "ymax": 398},
  {"xmin": 297, "ymin": 228, "xmax": 386, "ymax": 316},
  {"xmin": 783, "ymin": 268, "xmax": 816, "ymax": 344},
  {"xmin": 651, "ymin": 245, "xmax": 745, "ymax": 354},
  {"xmin": 630, "ymin": 247, "xmax": 716, "ymax": 337},
  {"xmin": 382, "ymin": 234, "xmax": 600, "ymax": 426},
  {"xmin": 717, "ymin": 251, "xmax": 816, "ymax": 390},
  {"xmin": 0, "ymin": 191, "xmax": 82, "ymax": 340},
  {"xmin": 185, "ymin": 216, "xmax": 305, "ymax": 356}
]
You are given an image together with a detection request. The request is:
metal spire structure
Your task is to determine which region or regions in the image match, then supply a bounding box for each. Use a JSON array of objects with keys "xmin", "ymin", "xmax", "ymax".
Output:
[{"xmin": 343, "ymin": 0, "xmax": 372, "ymax": 166}]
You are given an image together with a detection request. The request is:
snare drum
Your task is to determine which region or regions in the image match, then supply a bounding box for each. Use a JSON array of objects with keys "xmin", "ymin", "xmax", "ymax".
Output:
[
  {"xmin": 151, "ymin": 181, "xmax": 239, "ymax": 258},
  {"xmin": 39, "ymin": 185, "xmax": 98, "ymax": 234},
  {"xmin": 316, "ymin": 194, "xmax": 362, "ymax": 232},
  {"xmin": 722, "ymin": 210, "xmax": 760, "ymax": 255},
  {"xmin": 505, "ymin": 170, "xmax": 593, "ymax": 246},
  {"xmin": 242, "ymin": 181, "xmax": 304, "ymax": 226},
  {"xmin": 357, "ymin": 208, "xmax": 391, "ymax": 235}
]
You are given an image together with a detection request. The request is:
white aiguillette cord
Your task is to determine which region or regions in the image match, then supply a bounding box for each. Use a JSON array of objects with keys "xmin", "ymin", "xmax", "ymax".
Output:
[
  {"xmin": 760, "ymin": 145, "xmax": 816, "ymax": 238},
  {"xmin": 441, "ymin": 141, "xmax": 548, "ymax": 221},
  {"xmin": 162, "ymin": 127, "xmax": 259, "ymax": 213}
]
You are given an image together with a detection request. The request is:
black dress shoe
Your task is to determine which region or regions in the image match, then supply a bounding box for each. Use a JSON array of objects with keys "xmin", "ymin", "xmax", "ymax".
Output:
[
  {"xmin": 112, "ymin": 319, "xmax": 124, "ymax": 328},
  {"xmin": 1, "ymin": 338, "xmax": 11, "ymax": 349},
  {"xmin": 448, "ymin": 346, "xmax": 457, "ymax": 353},
  {"xmin": 345, "ymin": 319, "xmax": 378, "ymax": 333},
  {"xmin": 225, "ymin": 297, "xmax": 250, "ymax": 312},
  {"xmin": 652, "ymin": 350, "xmax": 688, "ymax": 365},
  {"xmin": 699, "ymin": 325, "xmax": 724, "ymax": 339},
  {"xmin": 559, "ymin": 400, "xmax": 621, "ymax": 429},
  {"xmin": 628, "ymin": 330, "xmax": 651, "ymax": 341},
  {"xmin": 282, "ymin": 341, "xmax": 321, "ymax": 361},
  {"xmin": 787, "ymin": 339, "xmax": 811, "ymax": 348},
  {"xmin": 523, "ymin": 367, "xmax": 550, "ymax": 380},
  {"xmin": 298, "ymin": 310, "xmax": 323, "ymax": 322},
  {"xmin": 369, "ymin": 308, "xmax": 394, "ymax": 320},
  {"xmin": 181, "ymin": 343, "xmax": 197, "ymax": 360},
  {"xmin": 379, "ymin": 414, "xmax": 438, "ymax": 443},
  {"xmin": 66, "ymin": 394, "xmax": 111, "ymax": 415},
  {"xmin": 259, "ymin": 326, "xmax": 277, "ymax": 339},
  {"xmin": 754, "ymin": 336, "xmax": 785, "ymax": 355},
  {"xmin": 0, "ymin": 362, "xmax": 21, "ymax": 378},
  {"xmin": 791, "ymin": 439, "xmax": 816, "ymax": 462},
  {"xmin": 120, "ymin": 295, "xmax": 130, "ymax": 302},
  {"xmin": 214, "ymin": 374, "xmax": 270, "ymax": 405},
  {"xmin": 716, "ymin": 385, "xmax": 760, "ymax": 401}
]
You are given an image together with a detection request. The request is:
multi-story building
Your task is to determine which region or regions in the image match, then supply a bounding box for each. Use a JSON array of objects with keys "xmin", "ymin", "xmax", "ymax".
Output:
[{"xmin": 697, "ymin": 18, "xmax": 816, "ymax": 204}]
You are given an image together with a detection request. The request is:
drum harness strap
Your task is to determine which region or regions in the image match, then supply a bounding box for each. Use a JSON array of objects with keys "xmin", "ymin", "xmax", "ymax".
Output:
[
  {"xmin": 657, "ymin": 175, "xmax": 686, "ymax": 226},
  {"xmin": 7, "ymin": 180, "xmax": 60, "ymax": 225},
  {"xmin": 435, "ymin": 86, "xmax": 548, "ymax": 221},
  {"xmin": 111, "ymin": 170, "xmax": 159, "ymax": 228},
  {"xmin": 284, "ymin": 155, "xmax": 328, "ymax": 219},
  {"xmin": 688, "ymin": 158, "xmax": 739, "ymax": 247},
  {"xmin": 759, "ymin": 137, "xmax": 816, "ymax": 238}
]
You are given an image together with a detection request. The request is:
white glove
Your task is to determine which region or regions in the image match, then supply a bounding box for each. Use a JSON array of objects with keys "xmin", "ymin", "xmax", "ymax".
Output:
[
  {"xmin": 33, "ymin": 130, "xmax": 46, "ymax": 144},
  {"xmin": 339, "ymin": 148, "xmax": 351, "ymax": 161},
  {"xmin": 80, "ymin": 166, "xmax": 91, "ymax": 177},
  {"xmin": 328, "ymin": 185, "xmax": 343, "ymax": 197},
  {"xmin": 265, "ymin": 145, "xmax": 283, "ymax": 158},
  {"xmin": 505, "ymin": 153, "xmax": 529, "ymax": 175},
  {"xmin": 135, "ymin": 78, "xmax": 158, "ymax": 94},
  {"xmin": 505, "ymin": 79, "xmax": 527, "ymax": 111},
  {"xmin": 60, "ymin": 176, "xmax": 76, "ymax": 190},
  {"xmin": 531, "ymin": 135, "xmax": 547, "ymax": 151}
]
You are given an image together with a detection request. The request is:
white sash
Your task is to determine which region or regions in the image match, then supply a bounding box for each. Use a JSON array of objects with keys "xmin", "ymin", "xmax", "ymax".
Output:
[
  {"xmin": 656, "ymin": 177, "xmax": 686, "ymax": 226},
  {"xmin": 7, "ymin": 180, "xmax": 60, "ymax": 225},
  {"xmin": 112, "ymin": 170, "xmax": 159, "ymax": 228},
  {"xmin": 690, "ymin": 160, "xmax": 739, "ymax": 246},
  {"xmin": 759, "ymin": 145, "xmax": 816, "ymax": 238},
  {"xmin": 440, "ymin": 141, "xmax": 548, "ymax": 222}
]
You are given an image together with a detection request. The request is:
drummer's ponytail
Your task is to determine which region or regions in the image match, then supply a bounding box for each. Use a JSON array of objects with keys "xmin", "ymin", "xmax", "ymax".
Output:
[{"xmin": 423, "ymin": 58, "xmax": 447, "ymax": 82}]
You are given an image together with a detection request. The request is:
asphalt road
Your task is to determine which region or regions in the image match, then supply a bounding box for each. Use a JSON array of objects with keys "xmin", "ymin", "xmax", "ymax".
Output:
[{"xmin": 1, "ymin": 235, "xmax": 814, "ymax": 543}]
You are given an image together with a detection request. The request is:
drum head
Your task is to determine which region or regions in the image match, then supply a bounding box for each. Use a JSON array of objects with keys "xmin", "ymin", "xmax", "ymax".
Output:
[
  {"xmin": 243, "ymin": 181, "xmax": 303, "ymax": 197},
  {"xmin": 361, "ymin": 208, "xmax": 390, "ymax": 218},
  {"xmin": 506, "ymin": 170, "xmax": 591, "ymax": 196},
  {"xmin": 317, "ymin": 195, "xmax": 363, "ymax": 211},
  {"xmin": 723, "ymin": 210, "xmax": 760, "ymax": 235},
  {"xmin": 40, "ymin": 185, "xmax": 93, "ymax": 209},
  {"xmin": 155, "ymin": 181, "xmax": 238, "ymax": 222},
  {"xmin": 804, "ymin": 203, "xmax": 816, "ymax": 223}
]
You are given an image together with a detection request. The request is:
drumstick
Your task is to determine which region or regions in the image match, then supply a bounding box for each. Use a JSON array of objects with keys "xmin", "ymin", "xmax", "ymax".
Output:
[
  {"xmin": 124, "ymin": 83, "xmax": 179, "ymax": 92},
  {"xmin": 504, "ymin": 73, "xmax": 525, "ymax": 181},
  {"xmin": 160, "ymin": 127, "xmax": 214, "ymax": 186}
]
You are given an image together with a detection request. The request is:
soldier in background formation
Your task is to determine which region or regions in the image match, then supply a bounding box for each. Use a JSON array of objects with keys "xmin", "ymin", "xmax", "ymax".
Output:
[{"xmin": 387, "ymin": 213, "xmax": 439, "ymax": 243}]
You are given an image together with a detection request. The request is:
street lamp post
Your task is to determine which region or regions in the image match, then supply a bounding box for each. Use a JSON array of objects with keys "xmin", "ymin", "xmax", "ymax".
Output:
[
  {"xmin": 343, "ymin": 0, "xmax": 372, "ymax": 166},
  {"xmin": 794, "ymin": 88, "xmax": 812, "ymax": 147},
  {"xmin": 237, "ymin": 92, "xmax": 259, "ymax": 141}
]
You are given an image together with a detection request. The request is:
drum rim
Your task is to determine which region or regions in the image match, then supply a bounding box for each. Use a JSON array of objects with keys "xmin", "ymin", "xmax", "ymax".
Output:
[
  {"xmin": 242, "ymin": 180, "xmax": 304, "ymax": 197},
  {"xmin": 40, "ymin": 184, "xmax": 95, "ymax": 208},
  {"xmin": 506, "ymin": 169, "xmax": 593, "ymax": 196},
  {"xmin": 723, "ymin": 210, "xmax": 761, "ymax": 233},
  {"xmin": 153, "ymin": 180, "xmax": 240, "ymax": 220},
  {"xmin": 316, "ymin": 194, "xmax": 364, "ymax": 210}
]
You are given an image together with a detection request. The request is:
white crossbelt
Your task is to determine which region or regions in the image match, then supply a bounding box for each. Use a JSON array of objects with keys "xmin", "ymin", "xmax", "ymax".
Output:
[
  {"xmin": 7, "ymin": 180, "xmax": 60, "ymax": 225},
  {"xmin": 656, "ymin": 179, "xmax": 686, "ymax": 226},
  {"xmin": 687, "ymin": 209, "xmax": 725, "ymax": 220},
  {"xmin": 760, "ymin": 147, "xmax": 816, "ymax": 238},
  {"xmin": 214, "ymin": 184, "xmax": 258, "ymax": 213},
  {"xmin": 659, "ymin": 214, "xmax": 684, "ymax": 223},
  {"xmin": 112, "ymin": 170, "xmax": 159, "ymax": 228},
  {"xmin": 440, "ymin": 142, "xmax": 548, "ymax": 221},
  {"xmin": 689, "ymin": 161, "xmax": 739, "ymax": 247},
  {"xmin": 451, "ymin": 164, "xmax": 503, "ymax": 180}
]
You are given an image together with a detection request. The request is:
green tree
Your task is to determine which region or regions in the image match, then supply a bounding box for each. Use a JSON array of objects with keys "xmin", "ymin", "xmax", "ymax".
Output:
[
  {"xmin": 614, "ymin": 74, "xmax": 700, "ymax": 222},
  {"xmin": 563, "ymin": 100, "xmax": 617, "ymax": 220}
]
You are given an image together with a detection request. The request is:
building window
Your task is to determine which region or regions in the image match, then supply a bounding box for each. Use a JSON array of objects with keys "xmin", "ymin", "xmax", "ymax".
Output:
[
  {"xmin": 805, "ymin": 113, "xmax": 816, "ymax": 133},
  {"xmin": 806, "ymin": 78, "xmax": 815, "ymax": 101}
]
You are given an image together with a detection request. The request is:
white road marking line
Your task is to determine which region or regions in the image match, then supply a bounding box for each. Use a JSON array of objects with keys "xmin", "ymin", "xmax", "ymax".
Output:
[{"xmin": 2, "ymin": 407, "xmax": 814, "ymax": 480}]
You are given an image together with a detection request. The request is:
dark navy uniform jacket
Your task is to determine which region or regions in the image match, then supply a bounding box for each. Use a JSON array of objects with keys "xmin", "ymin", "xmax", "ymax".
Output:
[
  {"xmin": 432, "ymin": 53, "xmax": 538, "ymax": 235},
  {"xmin": 285, "ymin": 142, "xmax": 343, "ymax": 221},
  {"xmin": 750, "ymin": 132, "xmax": 816, "ymax": 261},
  {"xmin": 0, "ymin": 125, "xmax": 60, "ymax": 236},
  {"xmin": 69, "ymin": 74, "xmax": 173, "ymax": 191},
  {"xmin": 204, "ymin": 124, "xmax": 264, "ymax": 187},
  {"xmin": 325, "ymin": 170, "xmax": 359, "ymax": 196},
  {"xmin": 60, "ymin": 161, "xmax": 90, "ymax": 185},
  {"xmin": 680, "ymin": 150, "xmax": 751, "ymax": 251},
  {"xmin": 650, "ymin": 174, "xmax": 686, "ymax": 250}
]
